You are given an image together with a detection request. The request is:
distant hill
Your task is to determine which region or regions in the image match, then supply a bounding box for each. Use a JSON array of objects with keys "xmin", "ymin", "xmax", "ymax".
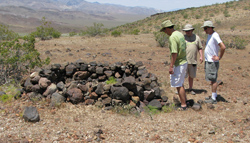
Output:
[{"xmin": 0, "ymin": 0, "xmax": 162, "ymax": 33}]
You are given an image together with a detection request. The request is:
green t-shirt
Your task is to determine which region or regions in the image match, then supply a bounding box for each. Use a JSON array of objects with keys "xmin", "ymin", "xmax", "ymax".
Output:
[{"xmin": 169, "ymin": 31, "xmax": 187, "ymax": 67}]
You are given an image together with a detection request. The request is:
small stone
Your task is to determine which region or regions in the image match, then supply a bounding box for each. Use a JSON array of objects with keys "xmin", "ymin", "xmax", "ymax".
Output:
[{"xmin": 208, "ymin": 130, "xmax": 215, "ymax": 134}]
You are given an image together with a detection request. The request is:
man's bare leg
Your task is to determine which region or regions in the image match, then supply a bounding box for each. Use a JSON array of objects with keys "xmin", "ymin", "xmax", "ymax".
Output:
[{"xmin": 177, "ymin": 86, "xmax": 187, "ymax": 107}]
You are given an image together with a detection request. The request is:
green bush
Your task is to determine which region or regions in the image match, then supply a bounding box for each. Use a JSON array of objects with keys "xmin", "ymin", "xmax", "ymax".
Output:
[
  {"xmin": 223, "ymin": 9, "xmax": 230, "ymax": 17},
  {"xmin": 31, "ymin": 17, "xmax": 61, "ymax": 40},
  {"xmin": 0, "ymin": 34, "xmax": 50, "ymax": 85},
  {"xmin": 81, "ymin": 23, "xmax": 107, "ymax": 37},
  {"xmin": 183, "ymin": 13, "xmax": 188, "ymax": 19},
  {"xmin": 111, "ymin": 30, "xmax": 122, "ymax": 37},
  {"xmin": 154, "ymin": 32, "xmax": 169, "ymax": 47},
  {"xmin": 0, "ymin": 24, "xmax": 19, "ymax": 42},
  {"xmin": 232, "ymin": 36, "xmax": 247, "ymax": 49},
  {"xmin": 69, "ymin": 32, "xmax": 77, "ymax": 37},
  {"xmin": 130, "ymin": 29, "xmax": 140, "ymax": 35}
]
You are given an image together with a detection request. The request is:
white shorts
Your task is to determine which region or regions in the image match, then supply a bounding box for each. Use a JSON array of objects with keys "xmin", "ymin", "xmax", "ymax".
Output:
[{"xmin": 170, "ymin": 62, "xmax": 188, "ymax": 87}]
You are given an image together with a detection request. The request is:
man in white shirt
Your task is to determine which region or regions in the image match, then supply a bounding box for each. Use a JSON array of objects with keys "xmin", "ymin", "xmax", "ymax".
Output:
[{"xmin": 202, "ymin": 21, "xmax": 226, "ymax": 104}]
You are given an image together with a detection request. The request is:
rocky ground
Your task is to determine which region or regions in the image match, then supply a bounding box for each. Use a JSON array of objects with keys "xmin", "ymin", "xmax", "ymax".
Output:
[{"xmin": 1, "ymin": 34, "xmax": 250, "ymax": 143}]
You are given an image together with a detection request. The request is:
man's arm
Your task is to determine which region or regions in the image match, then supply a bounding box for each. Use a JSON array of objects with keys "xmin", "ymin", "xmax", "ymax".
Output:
[
  {"xmin": 198, "ymin": 48, "xmax": 203, "ymax": 64},
  {"xmin": 212, "ymin": 42, "xmax": 226, "ymax": 61},
  {"xmin": 169, "ymin": 53, "xmax": 177, "ymax": 74}
]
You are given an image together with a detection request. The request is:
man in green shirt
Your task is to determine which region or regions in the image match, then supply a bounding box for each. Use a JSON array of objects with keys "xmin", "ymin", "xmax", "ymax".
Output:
[{"xmin": 160, "ymin": 20, "xmax": 188, "ymax": 110}]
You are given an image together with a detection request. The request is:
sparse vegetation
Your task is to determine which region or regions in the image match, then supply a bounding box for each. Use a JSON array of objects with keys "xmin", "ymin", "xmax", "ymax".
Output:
[
  {"xmin": 223, "ymin": 9, "xmax": 231, "ymax": 17},
  {"xmin": 0, "ymin": 30, "xmax": 50, "ymax": 85},
  {"xmin": 231, "ymin": 36, "xmax": 247, "ymax": 49},
  {"xmin": 69, "ymin": 32, "xmax": 77, "ymax": 37},
  {"xmin": 130, "ymin": 29, "xmax": 140, "ymax": 35},
  {"xmin": 145, "ymin": 105, "xmax": 161, "ymax": 115},
  {"xmin": 80, "ymin": 23, "xmax": 108, "ymax": 37},
  {"xmin": 0, "ymin": 83, "xmax": 20, "ymax": 103},
  {"xmin": 0, "ymin": 24, "xmax": 19, "ymax": 42},
  {"xmin": 106, "ymin": 76, "xmax": 117, "ymax": 85},
  {"xmin": 31, "ymin": 17, "xmax": 61, "ymax": 40},
  {"xmin": 154, "ymin": 32, "xmax": 169, "ymax": 47},
  {"xmin": 111, "ymin": 30, "xmax": 122, "ymax": 37}
]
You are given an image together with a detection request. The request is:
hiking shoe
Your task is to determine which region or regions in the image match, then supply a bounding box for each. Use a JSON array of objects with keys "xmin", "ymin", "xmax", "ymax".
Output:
[
  {"xmin": 178, "ymin": 106, "xmax": 188, "ymax": 111},
  {"xmin": 205, "ymin": 98, "xmax": 217, "ymax": 104}
]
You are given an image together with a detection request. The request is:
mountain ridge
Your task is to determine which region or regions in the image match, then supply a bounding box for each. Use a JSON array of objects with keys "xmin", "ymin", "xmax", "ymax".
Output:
[{"xmin": 0, "ymin": 0, "xmax": 161, "ymax": 33}]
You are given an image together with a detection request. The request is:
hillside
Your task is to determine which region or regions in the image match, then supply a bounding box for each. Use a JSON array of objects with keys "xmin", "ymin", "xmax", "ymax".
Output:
[{"xmin": 114, "ymin": 0, "xmax": 250, "ymax": 42}]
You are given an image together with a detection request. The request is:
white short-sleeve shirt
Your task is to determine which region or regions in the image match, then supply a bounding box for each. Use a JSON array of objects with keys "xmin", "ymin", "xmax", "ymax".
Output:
[{"xmin": 204, "ymin": 32, "xmax": 222, "ymax": 62}]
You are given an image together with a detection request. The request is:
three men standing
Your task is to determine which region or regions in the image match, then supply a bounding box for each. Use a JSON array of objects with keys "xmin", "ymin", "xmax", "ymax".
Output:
[{"xmin": 160, "ymin": 20, "xmax": 226, "ymax": 108}]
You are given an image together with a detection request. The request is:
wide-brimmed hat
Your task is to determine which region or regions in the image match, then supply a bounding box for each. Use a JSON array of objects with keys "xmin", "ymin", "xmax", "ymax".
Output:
[
  {"xmin": 201, "ymin": 21, "xmax": 215, "ymax": 28},
  {"xmin": 160, "ymin": 20, "xmax": 175, "ymax": 32},
  {"xmin": 183, "ymin": 24, "xmax": 194, "ymax": 31}
]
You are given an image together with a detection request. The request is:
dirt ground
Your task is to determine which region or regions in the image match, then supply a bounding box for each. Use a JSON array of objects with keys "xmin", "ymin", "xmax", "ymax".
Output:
[{"xmin": 1, "ymin": 33, "xmax": 250, "ymax": 143}]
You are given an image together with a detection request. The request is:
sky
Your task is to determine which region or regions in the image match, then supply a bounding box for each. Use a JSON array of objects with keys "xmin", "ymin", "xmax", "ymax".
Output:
[{"xmin": 85, "ymin": 0, "xmax": 234, "ymax": 11}]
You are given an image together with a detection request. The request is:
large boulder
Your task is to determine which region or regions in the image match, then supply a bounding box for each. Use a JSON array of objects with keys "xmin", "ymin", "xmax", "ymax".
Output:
[
  {"xmin": 111, "ymin": 86, "xmax": 130, "ymax": 103},
  {"xmin": 67, "ymin": 88, "xmax": 84, "ymax": 104},
  {"xmin": 39, "ymin": 77, "xmax": 51, "ymax": 89},
  {"xmin": 50, "ymin": 92, "xmax": 66, "ymax": 106},
  {"xmin": 23, "ymin": 106, "xmax": 40, "ymax": 122}
]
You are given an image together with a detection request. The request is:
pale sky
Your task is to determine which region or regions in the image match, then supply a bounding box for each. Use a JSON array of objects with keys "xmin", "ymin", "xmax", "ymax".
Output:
[{"xmin": 85, "ymin": 0, "xmax": 234, "ymax": 11}]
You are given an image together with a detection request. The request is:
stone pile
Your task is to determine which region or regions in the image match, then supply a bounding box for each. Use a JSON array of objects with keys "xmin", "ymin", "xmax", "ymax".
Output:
[{"xmin": 21, "ymin": 59, "xmax": 168, "ymax": 111}]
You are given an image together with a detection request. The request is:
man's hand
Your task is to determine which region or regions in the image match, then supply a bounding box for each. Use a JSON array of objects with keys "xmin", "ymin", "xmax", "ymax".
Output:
[
  {"xmin": 212, "ymin": 55, "xmax": 220, "ymax": 61},
  {"xmin": 199, "ymin": 57, "xmax": 203, "ymax": 64},
  {"xmin": 169, "ymin": 66, "xmax": 174, "ymax": 74}
]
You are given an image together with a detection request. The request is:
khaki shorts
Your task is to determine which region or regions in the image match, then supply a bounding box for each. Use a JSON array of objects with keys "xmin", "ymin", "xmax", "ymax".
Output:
[
  {"xmin": 186, "ymin": 64, "xmax": 197, "ymax": 78},
  {"xmin": 170, "ymin": 62, "xmax": 187, "ymax": 87},
  {"xmin": 205, "ymin": 61, "xmax": 219, "ymax": 82}
]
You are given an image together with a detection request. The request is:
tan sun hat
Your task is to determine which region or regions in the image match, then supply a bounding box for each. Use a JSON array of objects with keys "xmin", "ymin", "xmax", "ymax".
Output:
[
  {"xmin": 183, "ymin": 24, "xmax": 194, "ymax": 31},
  {"xmin": 201, "ymin": 21, "xmax": 215, "ymax": 28},
  {"xmin": 160, "ymin": 20, "xmax": 175, "ymax": 32}
]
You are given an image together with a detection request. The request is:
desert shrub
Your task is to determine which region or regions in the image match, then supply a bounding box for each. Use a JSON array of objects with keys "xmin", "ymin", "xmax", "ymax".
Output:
[
  {"xmin": 81, "ymin": 23, "xmax": 107, "ymax": 37},
  {"xmin": 130, "ymin": 29, "xmax": 140, "ymax": 35},
  {"xmin": 223, "ymin": 9, "xmax": 230, "ymax": 17},
  {"xmin": 231, "ymin": 36, "xmax": 247, "ymax": 49},
  {"xmin": 69, "ymin": 32, "xmax": 77, "ymax": 37},
  {"xmin": 210, "ymin": 13, "xmax": 215, "ymax": 17},
  {"xmin": 111, "ymin": 30, "xmax": 122, "ymax": 37},
  {"xmin": 0, "ymin": 24, "xmax": 19, "ymax": 42},
  {"xmin": 51, "ymin": 30, "xmax": 61, "ymax": 38},
  {"xmin": 230, "ymin": 25, "xmax": 236, "ymax": 31},
  {"xmin": 183, "ymin": 13, "xmax": 188, "ymax": 19},
  {"xmin": 0, "ymin": 34, "xmax": 50, "ymax": 85},
  {"xmin": 31, "ymin": 17, "xmax": 61, "ymax": 40},
  {"xmin": 215, "ymin": 20, "xmax": 222, "ymax": 25},
  {"xmin": 195, "ymin": 15, "xmax": 201, "ymax": 19},
  {"xmin": 154, "ymin": 32, "xmax": 169, "ymax": 47}
]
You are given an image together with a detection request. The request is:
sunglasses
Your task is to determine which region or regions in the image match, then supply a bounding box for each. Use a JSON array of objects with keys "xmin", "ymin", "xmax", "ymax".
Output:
[{"xmin": 204, "ymin": 27, "xmax": 208, "ymax": 30}]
